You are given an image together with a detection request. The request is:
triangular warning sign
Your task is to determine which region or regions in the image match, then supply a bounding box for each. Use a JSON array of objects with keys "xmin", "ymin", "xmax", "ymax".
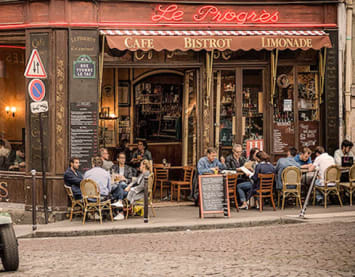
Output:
[{"xmin": 24, "ymin": 49, "xmax": 47, "ymax": 79}]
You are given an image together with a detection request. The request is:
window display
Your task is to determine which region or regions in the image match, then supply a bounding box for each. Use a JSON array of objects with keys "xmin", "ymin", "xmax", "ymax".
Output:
[{"xmin": 135, "ymin": 74, "xmax": 182, "ymax": 141}]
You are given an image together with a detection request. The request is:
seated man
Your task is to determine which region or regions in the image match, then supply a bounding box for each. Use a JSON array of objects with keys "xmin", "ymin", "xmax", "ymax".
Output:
[
  {"xmin": 111, "ymin": 152, "xmax": 133, "ymax": 208},
  {"xmin": 100, "ymin": 148, "xmax": 114, "ymax": 172},
  {"xmin": 334, "ymin": 139, "xmax": 354, "ymax": 182},
  {"xmin": 130, "ymin": 140, "xmax": 152, "ymax": 170},
  {"xmin": 84, "ymin": 156, "xmax": 112, "ymax": 201},
  {"xmin": 308, "ymin": 146, "xmax": 335, "ymax": 204},
  {"xmin": 9, "ymin": 147, "xmax": 25, "ymax": 171},
  {"xmin": 334, "ymin": 139, "xmax": 354, "ymax": 166},
  {"xmin": 225, "ymin": 144, "xmax": 246, "ymax": 170},
  {"xmin": 275, "ymin": 147, "xmax": 300, "ymax": 191},
  {"xmin": 84, "ymin": 156, "xmax": 125, "ymax": 221},
  {"xmin": 294, "ymin": 147, "xmax": 313, "ymax": 169},
  {"xmin": 64, "ymin": 157, "xmax": 83, "ymax": 200},
  {"xmin": 197, "ymin": 147, "xmax": 226, "ymax": 175}
]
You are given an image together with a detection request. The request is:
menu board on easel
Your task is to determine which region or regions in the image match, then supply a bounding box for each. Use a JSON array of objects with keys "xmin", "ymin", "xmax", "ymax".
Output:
[
  {"xmin": 198, "ymin": 175, "xmax": 230, "ymax": 218},
  {"xmin": 273, "ymin": 123, "xmax": 295, "ymax": 153},
  {"xmin": 299, "ymin": 121, "xmax": 319, "ymax": 150}
]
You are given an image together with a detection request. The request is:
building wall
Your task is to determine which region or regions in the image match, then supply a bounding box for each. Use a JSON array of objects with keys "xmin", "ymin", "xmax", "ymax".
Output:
[{"xmin": 351, "ymin": 8, "xmax": 355, "ymax": 143}]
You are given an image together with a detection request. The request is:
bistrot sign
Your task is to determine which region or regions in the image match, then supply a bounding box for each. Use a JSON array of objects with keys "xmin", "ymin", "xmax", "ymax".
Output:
[{"xmin": 28, "ymin": 79, "xmax": 46, "ymax": 102}]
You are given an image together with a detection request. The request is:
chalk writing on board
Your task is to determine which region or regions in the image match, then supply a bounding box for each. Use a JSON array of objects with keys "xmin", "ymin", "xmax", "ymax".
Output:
[{"xmin": 199, "ymin": 175, "xmax": 225, "ymax": 212}]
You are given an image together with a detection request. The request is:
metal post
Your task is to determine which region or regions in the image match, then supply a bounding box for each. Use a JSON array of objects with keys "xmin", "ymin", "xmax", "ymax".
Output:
[
  {"xmin": 31, "ymin": 169, "xmax": 37, "ymax": 231},
  {"xmin": 223, "ymin": 175, "xmax": 228, "ymax": 218},
  {"xmin": 299, "ymin": 169, "xmax": 319, "ymax": 218},
  {"xmin": 39, "ymin": 113, "xmax": 48, "ymax": 224},
  {"xmin": 143, "ymin": 175, "xmax": 148, "ymax": 223}
]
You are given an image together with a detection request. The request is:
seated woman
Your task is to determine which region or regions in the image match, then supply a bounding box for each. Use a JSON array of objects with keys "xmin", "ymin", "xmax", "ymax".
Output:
[
  {"xmin": 235, "ymin": 147, "xmax": 260, "ymax": 210},
  {"xmin": 125, "ymin": 159, "xmax": 152, "ymax": 205},
  {"xmin": 249, "ymin": 151, "xmax": 275, "ymax": 206}
]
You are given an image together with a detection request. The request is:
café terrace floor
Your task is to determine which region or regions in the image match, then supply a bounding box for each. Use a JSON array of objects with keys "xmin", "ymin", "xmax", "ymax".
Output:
[{"xmin": 9, "ymin": 201, "xmax": 355, "ymax": 239}]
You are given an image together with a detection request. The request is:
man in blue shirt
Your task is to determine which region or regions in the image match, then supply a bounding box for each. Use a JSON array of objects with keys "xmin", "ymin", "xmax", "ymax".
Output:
[
  {"xmin": 84, "ymin": 156, "xmax": 112, "ymax": 200},
  {"xmin": 275, "ymin": 147, "xmax": 300, "ymax": 190},
  {"xmin": 294, "ymin": 147, "xmax": 312, "ymax": 168},
  {"xmin": 197, "ymin": 147, "xmax": 226, "ymax": 175}
]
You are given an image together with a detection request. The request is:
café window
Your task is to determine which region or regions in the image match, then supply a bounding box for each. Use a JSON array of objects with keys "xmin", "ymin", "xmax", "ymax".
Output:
[
  {"xmin": 134, "ymin": 73, "xmax": 183, "ymax": 142},
  {"xmin": 0, "ymin": 47, "xmax": 26, "ymax": 172}
]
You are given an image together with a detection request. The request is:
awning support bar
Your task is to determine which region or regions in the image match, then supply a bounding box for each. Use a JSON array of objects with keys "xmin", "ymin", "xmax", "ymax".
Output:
[
  {"xmin": 318, "ymin": 47, "xmax": 327, "ymax": 104},
  {"xmin": 270, "ymin": 49, "xmax": 279, "ymax": 104}
]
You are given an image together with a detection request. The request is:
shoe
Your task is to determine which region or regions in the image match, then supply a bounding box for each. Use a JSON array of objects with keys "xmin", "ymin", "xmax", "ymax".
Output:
[
  {"xmin": 111, "ymin": 200, "xmax": 123, "ymax": 208},
  {"xmin": 114, "ymin": 213, "xmax": 124, "ymax": 221},
  {"xmin": 94, "ymin": 213, "xmax": 101, "ymax": 221},
  {"xmin": 240, "ymin": 205, "xmax": 248, "ymax": 210}
]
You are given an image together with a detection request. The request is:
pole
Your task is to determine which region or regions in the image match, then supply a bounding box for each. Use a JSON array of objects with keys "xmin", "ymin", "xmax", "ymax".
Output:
[
  {"xmin": 31, "ymin": 169, "xmax": 37, "ymax": 231},
  {"xmin": 143, "ymin": 175, "xmax": 148, "ymax": 223},
  {"xmin": 39, "ymin": 113, "xmax": 48, "ymax": 224},
  {"xmin": 223, "ymin": 175, "xmax": 229, "ymax": 218},
  {"xmin": 299, "ymin": 169, "xmax": 319, "ymax": 218}
]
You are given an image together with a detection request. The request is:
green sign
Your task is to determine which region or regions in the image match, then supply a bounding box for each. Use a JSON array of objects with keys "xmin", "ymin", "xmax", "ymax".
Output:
[{"xmin": 73, "ymin": 55, "xmax": 96, "ymax": 79}]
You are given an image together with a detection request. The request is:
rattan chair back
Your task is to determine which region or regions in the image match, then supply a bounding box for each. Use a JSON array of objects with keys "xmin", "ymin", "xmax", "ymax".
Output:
[
  {"xmin": 324, "ymin": 165, "xmax": 340, "ymax": 187},
  {"xmin": 80, "ymin": 179, "xmax": 100, "ymax": 204},
  {"xmin": 349, "ymin": 165, "xmax": 355, "ymax": 182},
  {"xmin": 282, "ymin": 166, "xmax": 301, "ymax": 188},
  {"xmin": 64, "ymin": 185, "xmax": 75, "ymax": 201}
]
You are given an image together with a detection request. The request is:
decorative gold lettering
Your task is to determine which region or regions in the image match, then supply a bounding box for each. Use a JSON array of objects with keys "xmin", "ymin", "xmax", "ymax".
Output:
[{"xmin": 184, "ymin": 37, "xmax": 192, "ymax": 48}]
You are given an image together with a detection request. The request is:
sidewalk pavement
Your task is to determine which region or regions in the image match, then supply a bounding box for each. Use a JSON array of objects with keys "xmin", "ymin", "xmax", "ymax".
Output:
[{"xmin": 13, "ymin": 203, "xmax": 355, "ymax": 239}]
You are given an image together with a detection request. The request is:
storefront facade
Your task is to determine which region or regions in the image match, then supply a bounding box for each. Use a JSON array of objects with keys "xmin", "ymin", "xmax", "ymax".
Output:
[{"xmin": 0, "ymin": 0, "xmax": 339, "ymax": 215}]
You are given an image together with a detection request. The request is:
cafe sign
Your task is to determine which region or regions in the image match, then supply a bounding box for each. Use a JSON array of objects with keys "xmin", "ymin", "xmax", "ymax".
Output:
[
  {"xmin": 73, "ymin": 55, "xmax": 96, "ymax": 79},
  {"xmin": 151, "ymin": 5, "xmax": 280, "ymax": 24},
  {"xmin": 108, "ymin": 34, "xmax": 332, "ymax": 52}
]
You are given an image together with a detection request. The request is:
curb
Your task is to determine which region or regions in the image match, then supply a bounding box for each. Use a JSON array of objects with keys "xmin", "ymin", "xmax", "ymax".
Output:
[{"xmin": 18, "ymin": 216, "xmax": 302, "ymax": 239}]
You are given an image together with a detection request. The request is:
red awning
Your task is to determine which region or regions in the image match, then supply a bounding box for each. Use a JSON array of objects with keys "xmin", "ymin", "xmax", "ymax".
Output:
[{"xmin": 101, "ymin": 30, "xmax": 332, "ymax": 52}]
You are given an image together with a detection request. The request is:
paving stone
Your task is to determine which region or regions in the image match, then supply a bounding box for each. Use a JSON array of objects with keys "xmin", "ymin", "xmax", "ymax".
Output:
[{"xmin": 2, "ymin": 221, "xmax": 355, "ymax": 276}]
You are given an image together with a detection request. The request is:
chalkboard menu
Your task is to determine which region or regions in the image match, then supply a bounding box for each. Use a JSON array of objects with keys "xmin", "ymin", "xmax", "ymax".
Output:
[
  {"xmin": 273, "ymin": 123, "xmax": 295, "ymax": 153},
  {"xmin": 70, "ymin": 102, "xmax": 98, "ymax": 171},
  {"xmin": 299, "ymin": 121, "xmax": 319, "ymax": 150},
  {"xmin": 198, "ymin": 175, "xmax": 230, "ymax": 218}
]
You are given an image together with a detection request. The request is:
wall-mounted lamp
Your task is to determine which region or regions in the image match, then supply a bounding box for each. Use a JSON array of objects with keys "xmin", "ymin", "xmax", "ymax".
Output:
[{"xmin": 5, "ymin": 106, "xmax": 16, "ymax": 117}]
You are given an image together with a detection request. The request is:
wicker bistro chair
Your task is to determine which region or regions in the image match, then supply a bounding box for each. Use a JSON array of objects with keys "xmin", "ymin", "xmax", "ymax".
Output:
[
  {"xmin": 170, "ymin": 167, "xmax": 195, "ymax": 202},
  {"xmin": 153, "ymin": 166, "xmax": 170, "ymax": 200},
  {"xmin": 255, "ymin": 173, "xmax": 276, "ymax": 212},
  {"xmin": 280, "ymin": 167, "xmax": 302, "ymax": 210},
  {"xmin": 340, "ymin": 165, "xmax": 355, "ymax": 206},
  {"xmin": 64, "ymin": 185, "xmax": 83, "ymax": 221},
  {"xmin": 80, "ymin": 179, "xmax": 113, "ymax": 224},
  {"xmin": 313, "ymin": 165, "xmax": 343, "ymax": 208},
  {"xmin": 226, "ymin": 174, "xmax": 239, "ymax": 211}
]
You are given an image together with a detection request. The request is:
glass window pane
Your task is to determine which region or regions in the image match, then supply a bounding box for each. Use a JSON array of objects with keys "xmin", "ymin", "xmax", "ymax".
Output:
[{"xmin": 242, "ymin": 69, "xmax": 264, "ymax": 157}]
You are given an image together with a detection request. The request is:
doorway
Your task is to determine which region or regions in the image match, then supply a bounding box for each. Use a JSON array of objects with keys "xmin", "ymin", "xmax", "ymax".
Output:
[{"xmin": 214, "ymin": 67, "xmax": 265, "ymax": 158}]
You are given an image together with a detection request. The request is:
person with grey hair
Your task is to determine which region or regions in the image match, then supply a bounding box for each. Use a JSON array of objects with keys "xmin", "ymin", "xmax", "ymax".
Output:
[
  {"xmin": 100, "ymin": 148, "xmax": 113, "ymax": 171},
  {"xmin": 225, "ymin": 144, "xmax": 246, "ymax": 171}
]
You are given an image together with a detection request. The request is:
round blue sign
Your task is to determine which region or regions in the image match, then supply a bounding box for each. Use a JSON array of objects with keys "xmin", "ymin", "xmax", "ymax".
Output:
[{"xmin": 28, "ymin": 79, "xmax": 46, "ymax": 102}]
